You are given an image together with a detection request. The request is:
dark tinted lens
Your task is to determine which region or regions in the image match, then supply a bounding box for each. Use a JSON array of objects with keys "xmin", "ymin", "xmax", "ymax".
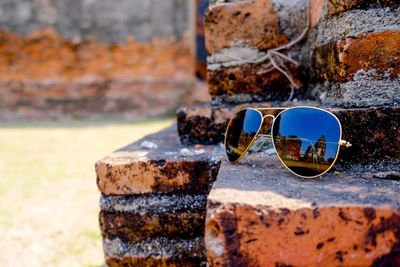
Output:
[
  {"xmin": 272, "ymin": 108, "xmax": 341, "ymax": 177},
  {"xmin": 225, "ymin": 109, "xmax": 262, "ymax": 162}
]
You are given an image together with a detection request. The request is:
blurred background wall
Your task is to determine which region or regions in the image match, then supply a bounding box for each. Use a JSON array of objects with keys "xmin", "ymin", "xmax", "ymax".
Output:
[
  {"xmin": 0, "ymin": 0, "xmax": 188, "ymax": 42},
  {"xmin": 0, "ymin": 0, "xmax": 209, "ymax": 120}
]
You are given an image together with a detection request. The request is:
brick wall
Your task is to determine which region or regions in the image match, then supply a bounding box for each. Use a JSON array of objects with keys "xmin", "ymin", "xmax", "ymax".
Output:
[{"xmin": 0, "ymin": 0, "xmax": 207, "ymax": 120}]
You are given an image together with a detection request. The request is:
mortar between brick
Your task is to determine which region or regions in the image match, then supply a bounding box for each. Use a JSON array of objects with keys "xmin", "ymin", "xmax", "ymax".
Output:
[
  {"xmin": 316, "ymin": 7, "xmax": 400, "ymax": 45},
  {"xmin": 100, "ymin": 193, "xmax": 207, "ymax": 214}
]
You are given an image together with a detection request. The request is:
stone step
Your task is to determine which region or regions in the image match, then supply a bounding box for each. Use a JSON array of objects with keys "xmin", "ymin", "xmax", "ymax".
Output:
[
  {"xmin": 103, "ymin": 237, "xmax": 206, "ymax": 267},
  {"xmin": 205, "ymin": 152, "xmax": 400, "ymax": 266},
  {"xmin": 95, "ymin": 124, "xmax": 222, "ymax": 195},
  {"xmin": 177, "ymin": 102, "xmax": 400, "ymax": 170},
  {"xmin": 96, "ymin": 125, "xmax": 223, "ymax": 266}
]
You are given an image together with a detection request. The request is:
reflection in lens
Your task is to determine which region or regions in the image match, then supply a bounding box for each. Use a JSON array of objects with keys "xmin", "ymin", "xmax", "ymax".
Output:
[
  {"xmin": 225, "ymin": 109, "xmax": 262, "ymax": 162},
  {"xmin": 272, "ymin": 108, "xmax": 341, "ymax": 177}
]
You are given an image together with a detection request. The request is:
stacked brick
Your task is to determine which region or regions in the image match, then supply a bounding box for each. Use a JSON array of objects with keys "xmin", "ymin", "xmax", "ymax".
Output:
[
  {"xmin": 205, "ymin": 0, "xmax": 311, "ymax": 102},
  {"xmin": 95, "ymin": 126, "xmax": 221, "ymax": 266},
  {"xmin": 0, "ymin": 1, "xmax": 195, "ymax": 120},
  {"xmin": 176, "ymin": 0, "xmax": 400, "ymax": 265},
  {"xmin": 96, "ymin": 0, "xmax": 400, "ymax": 266},
  {"xmin": 312, "ymin": 0, "xmax": 400, "ymax": 107}
]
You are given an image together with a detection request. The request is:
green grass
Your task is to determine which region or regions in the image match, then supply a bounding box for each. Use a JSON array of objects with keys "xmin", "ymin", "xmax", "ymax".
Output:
[{"xmin": 0, "ymin": 118, "xmax": 173, "ymax": 266}]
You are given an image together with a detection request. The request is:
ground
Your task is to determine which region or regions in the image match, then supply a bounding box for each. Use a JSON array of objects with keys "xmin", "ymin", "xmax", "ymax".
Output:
[{"xmin": 0, "ymin": 118, "xmax": 173, "ymax": 267}]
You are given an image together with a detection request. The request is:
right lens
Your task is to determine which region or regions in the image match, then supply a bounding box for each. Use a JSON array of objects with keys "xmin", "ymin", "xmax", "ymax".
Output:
[
  {"xmin": 225, "ymin": 109, "xmax": 263, "ymax": 163},
  {"xmin": 271, "ymin": 107, "xmax": 341, "ymax": 178}
]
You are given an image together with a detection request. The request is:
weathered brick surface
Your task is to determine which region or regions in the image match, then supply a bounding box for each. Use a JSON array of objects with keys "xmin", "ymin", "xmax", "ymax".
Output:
[
  {"xmin": 0, "ymin": 0, "xmax": 189, "ymax": 43},
  {"xmin": 177, "ymin": 102, "xmax": 400, "ymax": 166},
  {"xmin": 0, "ymin": 28, "xmax": 195, "ymax": 119},
  {"xmin": 99, "ymin": 193, "xmax": 208, "ymax": 244},
  {"xmin": 96, "ymin": 125, "xmax": 221, "ymax": 195},
  {"xmin": 100, "ymin": 210, "xmax": 205, "ymax": 243},
  {"xmin": 204, "ymin": 0, "xmax": 288, "ymax": 54},
  {"xmin": 326, "ymin": 0, "xmax": 399, "ymax": 16},
  {"xmin": 314, "ymin": 30, "xmax": 400, "ymax": 82},
  {"xmin": 208, "ymin": 63, "xmax": 305, "ymax": 99},
  {"xmin": 206, "ymin": 155, "xmax": 400, "ymax": 266},
  {"xmin": 311, "ymin": 0, "xmax": 399, "ymax": 24},
  {"xmin": 205, "ymin": 0, "xmax": 310, "ymax": 99},
  {"xmin": 104, "ymin": 237, "xmax": 206, "ymax": 267}
]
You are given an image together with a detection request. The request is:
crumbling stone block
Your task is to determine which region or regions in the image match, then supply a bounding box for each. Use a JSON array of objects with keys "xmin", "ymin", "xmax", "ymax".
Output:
[
  {"xmin": 95, "ymin": 125, "xmax": 221, "ymax": 195},
  {"xmin": 205, "ymin": 154, "xmax": 400, "ymax": 266}
]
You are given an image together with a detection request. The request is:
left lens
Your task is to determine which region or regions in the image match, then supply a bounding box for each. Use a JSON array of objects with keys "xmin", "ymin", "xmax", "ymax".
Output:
[
  {"xmin": 272, "ymin": 107, "xmax": 341, "ymax": 178},
  {"xmin": 225, "ymin": 109, "xmax": 263, "ymax": 163}
]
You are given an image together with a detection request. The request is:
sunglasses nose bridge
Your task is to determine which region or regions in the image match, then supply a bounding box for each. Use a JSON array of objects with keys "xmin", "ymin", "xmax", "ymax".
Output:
[
  {"xmin": 256, "ymin": 114, "xmax": 275, "ymax": 138},
  {"xmin": 263, "ymin": 114, "xmax": 275, "ymax": 120}
]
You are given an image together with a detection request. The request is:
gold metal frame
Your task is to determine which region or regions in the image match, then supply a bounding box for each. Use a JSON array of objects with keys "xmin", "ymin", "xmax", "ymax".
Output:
[{"xmin": 224, "ymin": 106, "xmax": 352, "ymax": 179}]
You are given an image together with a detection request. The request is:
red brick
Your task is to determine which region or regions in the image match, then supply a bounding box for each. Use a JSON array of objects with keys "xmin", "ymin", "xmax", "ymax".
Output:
[
  {"xmin": 104, "ymin": 237, "xmax": 206, "ymax": 267},
  {"xmin": 100, "ymin": 210, "xmax": 205, "ymax": 243},
  {"xmin": 0, "ymin": 27, "xmax": 196, "ymax": 119},
  {"xmin": 95, "ymin": 125, "xmax": 221, "ymax": 195},
  {"xmin": 205, "ymin": 155, "xmax": 400, "ymax": 266},
  {"xmin": 327, "ymin": 0, "xmax": 399, "ymax": 16},
  {"xmin": 314, "ymin": 30, "xmax": 400, "ymax": 82},
  {"xmin": 204, "ymin": 0, "xmax": 288, "ymax": 54},
  {"xmin": 310, "ymin": 0, "xmax": 399, "ymax": 21},
  {"xmin": 207, "ymin": 63, "xmax": 305, "ymax": 97}
]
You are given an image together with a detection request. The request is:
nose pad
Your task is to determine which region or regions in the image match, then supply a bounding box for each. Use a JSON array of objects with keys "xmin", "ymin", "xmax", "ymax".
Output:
[{"xmin": 260, "ymin": 115, "xmax": 274, "ymax": 135}]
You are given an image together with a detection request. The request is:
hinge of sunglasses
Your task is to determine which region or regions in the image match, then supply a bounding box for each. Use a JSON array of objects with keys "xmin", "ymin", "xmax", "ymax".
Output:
[{"xmin": 339, "ymin": 140, "xmax": 352, "ymax": 148}]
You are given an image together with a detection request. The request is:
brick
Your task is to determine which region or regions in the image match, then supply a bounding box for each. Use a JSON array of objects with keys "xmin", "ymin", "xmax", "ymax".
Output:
[
  {"xmin": 0, "ymin": 28, "xmax": 195, "ymax": 119},
  {"xmin": 204, "ymin": 0, "xmax": 288, "ymax": 54},
  {"xmin": 95, "ymin": 125, "xmax": 221, "ymax": 195},
  {"xmin": 100, "ymin": 210, "xmax": 205, "ymax": 243},
  {"xmin": 99, "ymin": 193, "xmax": 208, "ymax": 243},
  {"xmin": 104, "ymin": 237, "xmax": 206, "ymax": 267},
  {"xmin": 314, "ymin": 30, "xmax": 400, "ymax": 82},
  {"xmin": 326, "ymin": 0, "xmax": 399, "ymax": 17},
  {"xmin": 311, "ymin": 0, "xmax": 399, "ymax": 23},
  {"xmin": 205, "ymin": 0, "xmax": 310, "ymax": 98},
  {"xmin": 207, "ymin": 63, "xmax": 305, "ymax": 99},
  {"xmin": 205, "ymin": 154, "xmax": 400, "ymax": 266},
  {"xmin": 0, "ymin": 79, "xmax": 191, "ymax": 120},
  {"xmin": 312, "ymin": 70, "xmax": 400, "ymax": 107},
  {"xmin": 334, "ymin": 106, "xmax": 400, "ymax": 166},
  {"xmin": 177, "ymin": 102, "xmax": 400, "ymax": 167}
]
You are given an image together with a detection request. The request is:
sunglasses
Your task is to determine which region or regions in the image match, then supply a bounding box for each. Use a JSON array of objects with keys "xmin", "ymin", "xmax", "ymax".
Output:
[{"xmin": 224, "ymin": 106, "xmax": 352, "ymax": 178}]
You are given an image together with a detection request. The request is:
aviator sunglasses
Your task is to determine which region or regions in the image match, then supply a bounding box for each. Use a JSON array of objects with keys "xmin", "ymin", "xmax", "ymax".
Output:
[{"xmin": 224, "ymin": 107, "xmax": 352, "ymax": 178}]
